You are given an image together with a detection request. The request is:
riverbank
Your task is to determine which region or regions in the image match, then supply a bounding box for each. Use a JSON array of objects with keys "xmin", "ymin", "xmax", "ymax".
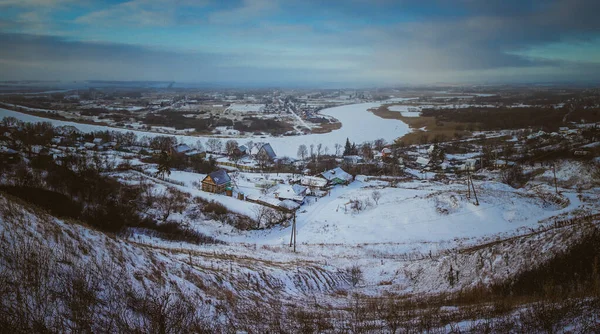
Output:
[{"xmin": 369, "ymin": 104, "xmax": 472, "ymax": 145}]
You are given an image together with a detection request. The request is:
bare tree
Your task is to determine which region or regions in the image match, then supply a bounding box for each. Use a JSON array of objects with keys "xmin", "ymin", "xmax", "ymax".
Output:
[
  {"xmin": 252, "ymin": 205, "xmax": 284, "ymax": 229},
  {"xmin": 371, "ymin": 190, "xmax": 381, "ymax": 205},
  {"xmin": 374, "ymin": 138, "xmax": 386, "ymax": 151},
  {"xmin": 245, "ymin": 140, "xmax": 254, "ymax": 152},
  {"xmin": 225, "ymin": 140, "xmax": 239, "ymax": 156},
  {"xmin": 360, "ymin": 142, "xmax": 373, "ymax": 160},
  {"xmin": 206, "ymin": 138, "xmax": 222, "ymax": 153},
  {"xmin": 297, "ymin": 144, "xmax": 308, "ymax": 160},
  {"xmin": 334, "ymin": 143, "xmax": 342, "ymax": 156},
  {"xmin": 156, "ymin": 151, "xmax": 172, "ymax": 180},
  {"xmin": 347, "ymin": 265, "xmax": 363, "ymax": 287},
  {"xmin": 149, "ymin": 136, "xmax": 177, "ymax": 152},
  {"xmin": 316, "ymin": 143, "xmax": 323, "ymax": 158},
  {"xmin": 154, "ymin": 187, "xmax": 190, "ymax": 222}
]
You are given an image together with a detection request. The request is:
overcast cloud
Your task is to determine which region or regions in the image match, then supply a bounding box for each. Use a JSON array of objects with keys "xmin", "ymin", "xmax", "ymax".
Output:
[{"xmin": 1, "ymin": 0, "xmax": 599, "ymax": 86}]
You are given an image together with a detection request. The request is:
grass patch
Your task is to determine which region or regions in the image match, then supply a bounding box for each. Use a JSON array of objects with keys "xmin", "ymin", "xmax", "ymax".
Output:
[
  {"xmin": 369, "ymin": 104, "xmax": 475, "ymax": 145},
  {"xmin": 311, "ymin": 120, "xmax": 342, "ymax": 134}
]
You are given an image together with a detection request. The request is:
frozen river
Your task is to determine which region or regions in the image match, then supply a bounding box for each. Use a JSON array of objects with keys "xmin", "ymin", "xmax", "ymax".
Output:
[{"xmin": 0, "ymin": 101, "xmax": 410, "ymax": 158}]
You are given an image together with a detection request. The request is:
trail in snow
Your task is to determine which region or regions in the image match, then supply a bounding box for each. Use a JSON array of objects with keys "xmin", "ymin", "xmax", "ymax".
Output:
[{"xmin": 287, "ymin": 106, "xmax": 311, "ymax": 129}]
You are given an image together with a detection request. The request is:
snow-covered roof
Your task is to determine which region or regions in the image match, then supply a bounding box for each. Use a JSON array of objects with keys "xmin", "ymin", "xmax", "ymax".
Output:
[
  {"xmin": 416, "ymin": 157, "xmax": 430, "ymax": 167},
  {"xmin": 259, "ymin": 143, "xmax": 276, "ymax": 159},
  {"xmin": 343, "ymin": 155, "xmax": 364, "ymax": 163},
  {"xmin": 173, "ymin": 143, "xmax": 192, "ymax": 153},
  {"xmin": 184, "ymin": 149, "xmax": 204, "ymax": 156},
  {"xmin": 279, "ymin": 200, "xmax": 300, "ymax": 211},
  {"xmin": 207, "ymin": 169, "xmax": 231, "ymax": 185},
  {"xmin": 301, "ymin": 176, "xmax": 328, "ymax": 188},
  {"xmin": 55, "ymin": 125, "xmax": 81, "ymax": 135},
  {"xmin": 292, "ymin": 184, "xmax": 307, "ymax": 195},
  {"xmin": 382, "ymin": 148, "xmax": 392, "ymax": 154},
  {"xmin": 272, "ymin": 184, "xmax": 306, "ymax": 202},
  {"xmin": 0, "ymin": 146, "xmax": 18, "ymax": 154},
  {"xmin": 238, "ymin": 145, "xmax": 248, "ymax": 153},
  {"xmin": 320, "ymin": 167, "xmax": 353, "ymax": 182},
  {"xmin": 250, "ymin": 145, "xmax": 260, "ymax": 156},
  {"xmin": 93, "ymin": 138, "xmax": 103, "ymax": 144}
]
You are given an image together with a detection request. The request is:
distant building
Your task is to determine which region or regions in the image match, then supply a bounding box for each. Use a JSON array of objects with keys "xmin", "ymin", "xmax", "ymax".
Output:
[
  {"xmin": 381, "ymin": 147, "xmax": 392, "ymax": 159},
  {"xmin": 459, "ymin": 158, "xmax": 480, "ymax": 171},
  {"xmin": 416, "ymin": 157, "xmax": 430, "ymax": 168},
  {"xmin": 172, "ymin": 143, "xmax": 193, "ymax": 155},
  {"xmin": 54, "ymin": 125, "xmax": 81, "ymax": 137},
  {"xmin": 201, "ymin": 169, "xmax": 232, "ymax": 193},
  {"xmin": 236, "ymin": 145, "xmax": 248, "ymax": 156},
  {"xmin": 343, "ymin": 155, "xmax": 364, "ymax": 164},
  {"xmin": 0, "ymin": 146, "xmax": 19, "ymax": 165}
]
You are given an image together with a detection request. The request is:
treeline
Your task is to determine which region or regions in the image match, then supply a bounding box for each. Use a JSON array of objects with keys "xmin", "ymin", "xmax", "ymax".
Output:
[
  {"xmin": 143, "ymin": 112, "xmax": 231, "ymax": 132},
  {"xmin": 420, "ymin": 106, "xmax": 600, "ymax": 131},
  {"xmin": 233, "ymin": 117, "xmax": 293, "ymax": 135}
]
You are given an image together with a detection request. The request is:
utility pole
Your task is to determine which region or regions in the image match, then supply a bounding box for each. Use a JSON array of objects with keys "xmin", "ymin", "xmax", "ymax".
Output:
[
  {"xmin": 466, "ymin": 169, "xmax": 471, "ymax": 199},
  {"xmin": 470, "ymin": 173, "xmax": 479, "ymax": 206},
  {"xmin": 289, "ymin": 211, "xmax": 297, "ymax": 252},
  {"xmin": 551, "ymin": 163, "xmax": 558, "ymax": 194}
]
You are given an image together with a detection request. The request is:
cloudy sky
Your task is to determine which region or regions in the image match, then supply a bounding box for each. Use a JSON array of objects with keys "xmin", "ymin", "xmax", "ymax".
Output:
[{"xmin": 1, "ymin": 0, "xmax": 600, "ymax": 86}]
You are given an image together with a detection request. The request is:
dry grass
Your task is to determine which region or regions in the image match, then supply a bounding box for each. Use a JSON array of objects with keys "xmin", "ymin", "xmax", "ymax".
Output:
[
  {"xmin": 369, "ymin": 104, "xmax": 476, "ymax": 145},
  {"xmin": 310, "ymin": 120, "xmax": 342, "ymax": 134}
]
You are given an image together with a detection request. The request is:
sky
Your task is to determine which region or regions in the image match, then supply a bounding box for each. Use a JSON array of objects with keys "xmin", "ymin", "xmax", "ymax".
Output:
[{"xmin": 1, "ymin": 0, "xmax": 600, "ymax": 87}]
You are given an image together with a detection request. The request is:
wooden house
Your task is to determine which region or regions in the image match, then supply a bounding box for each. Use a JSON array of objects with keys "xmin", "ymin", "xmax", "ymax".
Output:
[
  {"xmin": 257, "ymin": 143, "xmax": 276, "ymax": 161},
  {"xmin": 201, "ymin": 169, "xmax": 232, "ymax": 193}
]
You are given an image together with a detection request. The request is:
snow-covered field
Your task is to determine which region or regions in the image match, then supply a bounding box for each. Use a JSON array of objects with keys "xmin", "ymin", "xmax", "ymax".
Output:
[
  {"xmin": 1, "ymin": 101, "xmax": 410, "ymax": 158},
  {"xmin": 124, "ymin": 162, "xmax": 591, "ymax": 258},
  {"xmin": 388, "ymin": 105, "xmax": 425, "ymax": 117},
  {"xmin": 118, "ymin": 162, "xmax": 599, "ymax": 298},
  {"xmin": 226, "ymin": 103, "xmax": 264, "ymax": 112}
]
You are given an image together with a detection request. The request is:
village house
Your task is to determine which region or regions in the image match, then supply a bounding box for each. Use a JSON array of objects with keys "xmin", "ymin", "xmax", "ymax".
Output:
[
  {"xmin": 201, "ymin": 169, "xmax": 232, "ymax": 194},
  {"xmin": 171, "ymin": 143, "xmax": 192, "ymax": 155},
  {"xmin": 272, "ymin": 184, "xmax": 308, "ymax": 204},
  {"xmin": 256, "ymin": 143, "xmax": 277, "ymax": 161},
  {"xmin": 235, "ymin": 145, "xmax": 248, "ymax": 156},
  {"xmin": 343, "ymin": 155, "xmax": 364, "ymax": 164},
  {"xmin": 102, "ymin": 141, "xmax": 118, "ymax": 150},
  {"xmin": 381, "ymin": 147, "xmax": 392, "ymax": 159},
  {"xmin": 0, "ymin": 146, "xmax": 19, "ymax": 165},
  {"xmin": 459, "ymin": 158, "xmax": 481, "ymax": 171},
  {"xmin": 300, "ymin": 175, "xmax": 328, "ymax": 191},
  {"xmin": 416, "ymin": 156, "xmax": 430, "ymax": 169},
  {"xmin": 319, "ymin": 167, "xmax": 353, "ymax": 186},
  {"xmin": 83, "ymin": 142, "xmax": 96, "ymax": 150}
]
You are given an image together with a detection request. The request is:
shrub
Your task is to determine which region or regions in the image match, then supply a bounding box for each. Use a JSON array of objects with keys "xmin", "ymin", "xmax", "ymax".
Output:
[
  {"xmin": 202, "ymin": 201, "xmax": 228, "ymax": 215},
  {"xmin": 501, "ymin": 164, "xmax": 530, "ymax": 188},
  {"xmin": 347, "ymin": 265, "xmax": 363, "ymax": 287}
]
